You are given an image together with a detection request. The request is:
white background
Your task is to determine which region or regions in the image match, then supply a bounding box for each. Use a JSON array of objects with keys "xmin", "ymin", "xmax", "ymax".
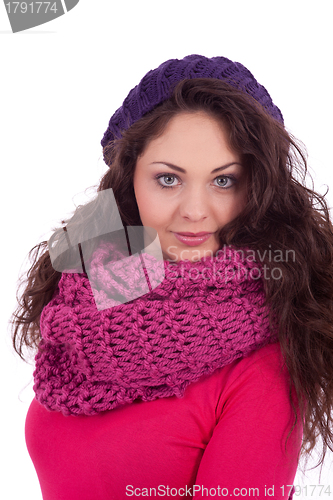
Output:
[{"xmin": 1, "ymin": 1, "xmax": 333, "ymax": 498}]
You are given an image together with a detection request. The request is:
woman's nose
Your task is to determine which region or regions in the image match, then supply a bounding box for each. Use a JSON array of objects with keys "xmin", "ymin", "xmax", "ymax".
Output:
[{"xmin": 178, "ymin": 188, "xmax": 210, "ymax": 221}]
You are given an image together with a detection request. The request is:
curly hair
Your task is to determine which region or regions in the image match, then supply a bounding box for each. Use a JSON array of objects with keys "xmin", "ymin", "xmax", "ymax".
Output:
[{"xmin": 10, "ymin": 78, "xmax": 333, "ymax": 472}]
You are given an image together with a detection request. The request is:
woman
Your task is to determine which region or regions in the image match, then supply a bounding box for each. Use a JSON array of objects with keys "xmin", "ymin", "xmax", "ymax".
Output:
[{"xmin": 11, "ymin": 55, "xmax": 333, "ymax": 499}]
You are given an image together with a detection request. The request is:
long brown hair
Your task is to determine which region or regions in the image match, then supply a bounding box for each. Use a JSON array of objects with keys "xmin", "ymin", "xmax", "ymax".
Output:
[{"xmin": 11, "ymin": 78, "xmax": 333, "ymax": 471}]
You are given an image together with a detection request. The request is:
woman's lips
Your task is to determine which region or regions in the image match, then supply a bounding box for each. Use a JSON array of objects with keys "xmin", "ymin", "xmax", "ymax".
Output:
[{"xmin": 173, "ymin": 232, "xmax": 213, "ymax": 246}]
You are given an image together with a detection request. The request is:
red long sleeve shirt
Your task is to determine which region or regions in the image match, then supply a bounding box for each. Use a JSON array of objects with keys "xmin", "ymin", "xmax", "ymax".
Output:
[{"xmin": 25, "ymin": 342, "xmax": 303, "ymax": 499}]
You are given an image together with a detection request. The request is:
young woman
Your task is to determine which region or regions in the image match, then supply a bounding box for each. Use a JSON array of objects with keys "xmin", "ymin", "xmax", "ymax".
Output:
[{"xmin": 11, "ymin": 54, "xmax": 333, "ymax": 499}]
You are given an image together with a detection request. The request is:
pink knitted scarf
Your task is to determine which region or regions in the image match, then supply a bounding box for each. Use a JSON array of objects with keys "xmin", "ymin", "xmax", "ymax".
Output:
[{"xmin": 33, "ymin": 244, "xmax": 278, "ymax": 416}]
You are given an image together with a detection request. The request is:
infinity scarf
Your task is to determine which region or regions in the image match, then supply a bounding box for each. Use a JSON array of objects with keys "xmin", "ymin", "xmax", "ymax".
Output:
[{"xmin": 33, "ymin": 244, "xmax": 278, "ymax": 416}]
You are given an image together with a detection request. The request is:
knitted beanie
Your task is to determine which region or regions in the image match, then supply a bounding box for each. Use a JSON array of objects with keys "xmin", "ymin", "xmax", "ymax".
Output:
[{"xmin": 101, "ymin": 54, "xmax": 283, "ymax": 148}]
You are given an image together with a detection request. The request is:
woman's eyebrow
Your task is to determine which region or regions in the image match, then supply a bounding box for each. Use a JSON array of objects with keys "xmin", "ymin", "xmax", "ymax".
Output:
[{"xmin": 149, "ymin": 161, "xmax": 242, "ymax": 174}]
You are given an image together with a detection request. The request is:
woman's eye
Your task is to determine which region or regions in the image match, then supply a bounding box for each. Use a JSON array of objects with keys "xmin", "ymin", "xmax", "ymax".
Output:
[
  {"xmin": 214, "ymin": 176, "xmax": 236, "ymax": 188},
  {"xmin": 155, "ymin": 174, "xmax": 179, "ymax": 189},
  {"xmin": 155, "ymin": 174, "xmax": 237, "ymax": 190}
]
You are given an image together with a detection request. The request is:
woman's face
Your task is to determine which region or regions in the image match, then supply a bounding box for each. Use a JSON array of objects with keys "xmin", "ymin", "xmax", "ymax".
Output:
[{"xmin": 133, "ymin": 111, "xmax": 248, "ymax": 263}]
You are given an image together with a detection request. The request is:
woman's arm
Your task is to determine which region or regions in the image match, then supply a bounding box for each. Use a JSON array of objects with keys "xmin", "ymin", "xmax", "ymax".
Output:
[{"xmin": 194, "ymin": 344, "xmax": 303, "ymax": 499}]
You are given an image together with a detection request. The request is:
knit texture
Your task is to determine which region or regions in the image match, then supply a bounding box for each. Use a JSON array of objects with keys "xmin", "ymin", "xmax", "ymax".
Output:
[
  {"xmin": 33, "ymin": 245, "xmax": 278, "ymax": 416},
  {"xmin": 101, "ymin": 54, "xmax": 284, "ymax": 148}
]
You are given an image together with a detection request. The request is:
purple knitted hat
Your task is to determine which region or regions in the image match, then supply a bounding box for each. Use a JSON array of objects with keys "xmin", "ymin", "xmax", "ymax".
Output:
[{"xmin": 101, "ymin": 54, "xmax": 283, "ymax": 148}]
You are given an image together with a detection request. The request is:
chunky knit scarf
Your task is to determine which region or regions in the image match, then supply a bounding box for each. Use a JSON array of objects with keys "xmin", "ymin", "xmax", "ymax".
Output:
[{"xmin": 33, "ymin": 244, "xmax": 278, "ymax": 416}]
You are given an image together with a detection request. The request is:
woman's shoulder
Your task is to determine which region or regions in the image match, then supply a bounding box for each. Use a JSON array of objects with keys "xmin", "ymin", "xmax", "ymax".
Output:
[
  {"xmin": 232, "ymin": 341, "xmax": 287, "ymax": 378},
  {"xmin": 204, "ymin": 341, "xmax": 287, "ymax": 389},
  {"xmin": 217, "ymin": 341, "xmax": 289, "ymax": 391},
  {"xmin": 209, "ymin": 341, "xmax": 296, "ymax": 422},
  {"xmin": 182, "ymin": 341, "xmax": 291, "ymax": 420}
]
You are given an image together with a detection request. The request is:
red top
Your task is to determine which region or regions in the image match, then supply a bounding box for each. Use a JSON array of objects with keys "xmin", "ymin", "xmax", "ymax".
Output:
[{"xmin": 25, "ymin": 342, "xmax": 303, "ymax": 499}]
